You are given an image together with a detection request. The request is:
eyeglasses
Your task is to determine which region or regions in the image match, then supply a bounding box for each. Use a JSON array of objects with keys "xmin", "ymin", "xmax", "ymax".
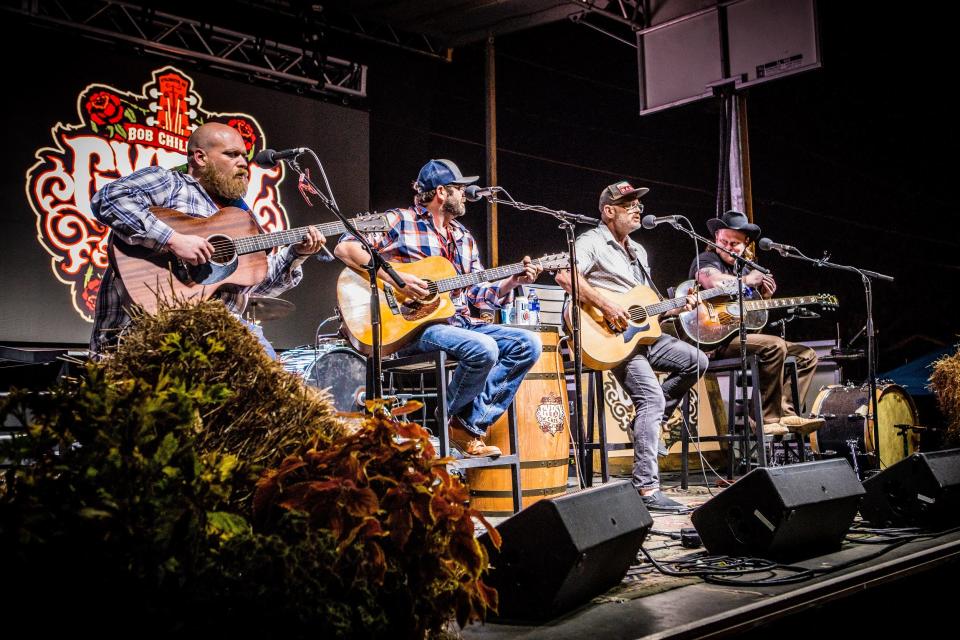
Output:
[{"xmin": 616, "ymin": 201, "xmax": 644, "ymax": 213}]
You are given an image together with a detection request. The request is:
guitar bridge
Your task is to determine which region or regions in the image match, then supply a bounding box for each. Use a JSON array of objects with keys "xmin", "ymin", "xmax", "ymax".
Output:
[{"xmin": 383, "ymin": 284, "xmax": 401, "ymax": 315}]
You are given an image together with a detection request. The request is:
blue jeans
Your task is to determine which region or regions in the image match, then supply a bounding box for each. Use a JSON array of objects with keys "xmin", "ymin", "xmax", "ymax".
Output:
[
  {"xmin": 399, "ymin": 315, "xmax": 542, "ymax": 437},
  {"xmin": 613, "ymin": 334, "xmax": 708, "ymax": 491},
  {"xmin": 241, "ymin": 319, "xmax": 278, "ymax": 360}
]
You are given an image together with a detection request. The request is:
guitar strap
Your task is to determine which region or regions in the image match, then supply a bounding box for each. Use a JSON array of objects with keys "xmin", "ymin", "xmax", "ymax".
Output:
[{"xmin": 633, "ymin": 256, "xmax": 665, "ymax": 302}]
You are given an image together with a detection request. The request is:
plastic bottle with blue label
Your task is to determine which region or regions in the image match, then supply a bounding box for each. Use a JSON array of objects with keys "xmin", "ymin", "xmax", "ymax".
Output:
[{"xmin": 528, "ymin": 288, "xmax": 540, "ymax": 326}]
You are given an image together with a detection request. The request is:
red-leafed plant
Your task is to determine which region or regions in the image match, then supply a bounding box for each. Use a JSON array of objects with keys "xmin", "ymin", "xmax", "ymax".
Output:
[{"xmin": 254, "ymin": 406, "xmax": 501, "ymax": 637}]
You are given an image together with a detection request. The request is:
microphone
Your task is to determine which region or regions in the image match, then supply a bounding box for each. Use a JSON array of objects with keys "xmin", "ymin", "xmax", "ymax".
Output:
[
  {"xmin": 464, "ymin": 185, "xmax": 501, "ymax": 202},
  {"xmin": 641, "ymin": 214, "xmax": 681, "ymax": 229},
  {"xmin": 253, "ymin": 147, "xmax": 307, "ymax": 168},
  {"xmin": 758, "ymin": 237, "xmax": 796, "ymax": 255}
]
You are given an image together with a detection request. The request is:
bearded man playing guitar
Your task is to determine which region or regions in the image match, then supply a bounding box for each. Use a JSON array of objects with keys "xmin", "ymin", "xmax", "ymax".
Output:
[
  {"xmin": 555, "ymin": 181, "xmax": 707, "ymax": 511},
  {"xmin": 335, "ymin": 159, "xmax": 542, "ymax": 458},
  {"xmin": 89, "ymin": 123, "xmax": 327, "ymax": 357},
  {"xmin": 689, "ymin": 211, "xmax": 823, "ymax": 436}
]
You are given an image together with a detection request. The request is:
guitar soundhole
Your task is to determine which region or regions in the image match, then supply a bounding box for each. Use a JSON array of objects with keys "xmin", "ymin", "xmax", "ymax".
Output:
[
  {"xmin": 207, "ymin": 234, "xmax": 237, "ymax": 266},
  {"xmin": 629, "ymin": 306, "xmax": 647, "ymax": 324}
]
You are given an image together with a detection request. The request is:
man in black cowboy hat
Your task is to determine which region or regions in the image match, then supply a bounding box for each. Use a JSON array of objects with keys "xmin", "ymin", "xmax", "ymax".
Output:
[
  {"xmin": 689, "ymin": 210, "xmax": 823, "ymax": 436},
  {"xmin": 556, "ymin": 181, "xmax": 708, "ymax": 512}
]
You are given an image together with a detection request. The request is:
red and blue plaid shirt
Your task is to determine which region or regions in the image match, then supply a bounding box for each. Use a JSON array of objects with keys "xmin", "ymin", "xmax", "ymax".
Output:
[
  {"xmin": 339, "ymin": 205, "xmax": 514, "ymax": 318},
  {"xmin": 89, "ymin": 166, "xmax": 309, "ymax": 354}
]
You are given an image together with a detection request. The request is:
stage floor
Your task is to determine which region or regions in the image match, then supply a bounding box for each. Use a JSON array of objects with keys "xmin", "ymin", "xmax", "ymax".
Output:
[{"xmin": 463, "ymin": 471, "xmax": 960, "ymax": 639}]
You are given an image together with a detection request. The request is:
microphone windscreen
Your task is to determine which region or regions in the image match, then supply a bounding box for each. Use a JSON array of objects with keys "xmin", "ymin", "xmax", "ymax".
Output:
[
  {"xmin": 757, "ymin": 237, "xmax": 773, "ymax": 251},
  {"xmin": 641, "ymin": 214, "xmax": 657, "ymax": 230},
  {"xmin": 253, "ymin": 148, "xmax": 278, "ymax": 168},
  {"xmin": 464, "ymin": 185, "xmax": 483, "ymax": 202}
]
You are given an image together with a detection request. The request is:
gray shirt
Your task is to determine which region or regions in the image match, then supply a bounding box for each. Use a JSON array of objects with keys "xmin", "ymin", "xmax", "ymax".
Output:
[{"xmin": 575, "ymin": 222, "xmax": 653, "ymax": 294}]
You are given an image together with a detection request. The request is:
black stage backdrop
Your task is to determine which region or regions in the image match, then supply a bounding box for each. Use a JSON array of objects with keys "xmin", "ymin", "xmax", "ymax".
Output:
[
  {"xmin": 3, "ymin": 4, "xmax": 957, "ymax": 373},
  {"xmin": 1, "ymin": 23, "xmax": 368, "ymax": 350}
]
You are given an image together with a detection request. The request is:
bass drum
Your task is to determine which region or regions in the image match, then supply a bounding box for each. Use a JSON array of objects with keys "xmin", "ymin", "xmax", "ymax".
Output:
[
  {"xmin": 304, "ymin": 347, "xmax": 367, "ymax": 413},
  {"xmin": 810, "ymin": 383, "xmax": 920, "ymax": 469}
]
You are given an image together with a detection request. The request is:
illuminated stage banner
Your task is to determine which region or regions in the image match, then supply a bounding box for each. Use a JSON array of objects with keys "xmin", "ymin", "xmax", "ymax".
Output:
[{"xmin": 25, "ymin": 66, "xmax": 289, "ymax": 323}]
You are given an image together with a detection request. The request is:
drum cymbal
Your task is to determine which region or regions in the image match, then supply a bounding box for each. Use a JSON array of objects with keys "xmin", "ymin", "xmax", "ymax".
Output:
[{"xmin": 246, "ymin": 296, "xmax": 295, "ymax": 321}]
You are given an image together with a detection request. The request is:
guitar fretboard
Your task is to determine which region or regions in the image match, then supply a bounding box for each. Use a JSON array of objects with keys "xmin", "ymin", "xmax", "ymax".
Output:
[
  {"xmin": 232, "ymin": 219, "xmax": 354, "ymax": 255},
  {"xmin": 434, "ymin": 263, "xmax": 527, "ymax": 293},
  {"xmin": 634, "ymin": 284, "xmax": 733, "ymax": 319},
  {"xmin": 742, "ymin": 295, "xmax": 824, "ymax": 311}
]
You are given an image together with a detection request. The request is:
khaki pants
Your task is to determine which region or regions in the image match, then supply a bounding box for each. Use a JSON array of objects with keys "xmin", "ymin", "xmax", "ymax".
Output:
[{"xmin": 715, "ymin": 333, "xmax": 818, "ymax": 424}]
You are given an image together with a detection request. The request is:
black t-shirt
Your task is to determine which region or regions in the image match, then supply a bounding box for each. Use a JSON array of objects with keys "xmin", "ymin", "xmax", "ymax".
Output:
[{"xmin": 689, "ymin": 250, "xmax": 730, "ymax": 279}]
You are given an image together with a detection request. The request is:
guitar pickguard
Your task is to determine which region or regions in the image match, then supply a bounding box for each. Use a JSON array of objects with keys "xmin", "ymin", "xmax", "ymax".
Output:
[{"xmin": 399, "ymin": 298, "xmax": 440, "ymax": 321}]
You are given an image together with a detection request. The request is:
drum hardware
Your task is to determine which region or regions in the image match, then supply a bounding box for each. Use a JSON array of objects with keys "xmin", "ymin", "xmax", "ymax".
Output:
[
  {"xmin": 246, "ymin": 296, "xmax": 296, "ymax": 322},
  {"xmin": 845, "ymin": 438, "xmax": 862, "ymax": 479}
]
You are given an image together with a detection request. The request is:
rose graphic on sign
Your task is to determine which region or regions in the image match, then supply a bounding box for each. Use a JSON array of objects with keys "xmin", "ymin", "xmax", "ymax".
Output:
[{"xmin": 25, "ymin": 66, "xmax": 288, "ymax": 321}]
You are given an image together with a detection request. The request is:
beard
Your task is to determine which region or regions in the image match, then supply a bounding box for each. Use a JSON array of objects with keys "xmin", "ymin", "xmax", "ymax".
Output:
[
  {"xmin": 197, "ymin": 162, "xmax": 249, "ymax": 201},
  {"xmin": 442, "ymin": 195, "xmax": 466, "ymax": 218}
]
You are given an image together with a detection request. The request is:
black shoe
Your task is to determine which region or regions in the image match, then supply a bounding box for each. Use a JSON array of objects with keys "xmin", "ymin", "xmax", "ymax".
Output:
[{"xmin": 641, "ymin": 491, "xmax": 686, "ymax": 512}]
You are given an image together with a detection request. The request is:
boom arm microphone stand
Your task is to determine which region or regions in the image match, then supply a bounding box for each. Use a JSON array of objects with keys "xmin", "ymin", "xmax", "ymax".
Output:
[
  {"xmin": 660, "ymin": 216, "xmax": 771, "ymax": 469},
  {"xmin": 766, "ymin": 244, "xmax": 894, "ymax": 474},
  {"xmin": 472, "ymin": 187, "xmax": 598, "ymax": 488},
  {"xmin": 280, "ymin": 149, "xmax": 406, "ymax": 404}
]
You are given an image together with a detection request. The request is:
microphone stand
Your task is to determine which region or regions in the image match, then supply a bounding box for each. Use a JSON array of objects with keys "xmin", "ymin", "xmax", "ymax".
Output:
[
  {"xmin": 660, "ymin": 217, "xmax": 770, "ymax": 470},
  {"xmin": 768, "ymin": 245, "xmax": 893, "ymax": 474},
  {"xmin": 284, "ymin": 149, "xmax": 406, "ymax": 404},
  {"xmin": 477, "ymin": 188, "xmax": 598, "ymax": 488}
]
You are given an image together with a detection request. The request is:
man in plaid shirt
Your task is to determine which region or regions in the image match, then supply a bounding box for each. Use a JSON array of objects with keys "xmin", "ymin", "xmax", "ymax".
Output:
[
  {"xmin": 335, "ymin": 159, "xmax": 542, "ymax": 457},
  {"xmin": 89, "ymin": 122, "xmax": 327, "ymax": 357}
]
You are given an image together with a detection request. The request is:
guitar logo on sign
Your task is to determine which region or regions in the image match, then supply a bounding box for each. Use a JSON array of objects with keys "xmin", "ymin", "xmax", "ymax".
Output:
[{"xmin": 24, "ymin": 65, "xmax": 288, "ymax": 321}]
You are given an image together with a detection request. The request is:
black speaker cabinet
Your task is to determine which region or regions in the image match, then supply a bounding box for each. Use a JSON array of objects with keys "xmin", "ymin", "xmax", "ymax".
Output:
[
  {"xmin": 691, "ymin": 459, "xmax": 864, "ymax": 561},
  {"xmin": 478, "ymin": 480, "xmax": 652, "ymax": 622},
  {"xmin": 861, "ymin": 449, "xmax": 960, "ymax": 530}
]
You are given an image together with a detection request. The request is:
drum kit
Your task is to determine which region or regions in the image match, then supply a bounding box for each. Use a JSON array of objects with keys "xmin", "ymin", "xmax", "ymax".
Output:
[{"xmin": 808, "ymin": 345, "xmax": 926, "ymax": 477}]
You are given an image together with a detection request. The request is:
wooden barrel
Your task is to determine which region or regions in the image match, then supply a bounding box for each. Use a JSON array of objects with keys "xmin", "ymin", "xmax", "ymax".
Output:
[{"xmin": 467, "ymin": 325, "xmax": 571, "ymax": 516}]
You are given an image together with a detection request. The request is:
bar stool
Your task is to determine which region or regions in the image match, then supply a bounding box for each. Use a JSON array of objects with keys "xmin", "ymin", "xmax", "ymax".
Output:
[
  {"xmin": 381, "ymin": 351, "xmax": 523, "ymax": 514},
  {"xmin": 679, "ymin": 353, "xmax": 807, "ymax": 486}
]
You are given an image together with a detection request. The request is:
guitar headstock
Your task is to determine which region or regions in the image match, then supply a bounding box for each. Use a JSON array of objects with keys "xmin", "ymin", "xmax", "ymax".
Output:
[
  {"xmin": 816, "ymin": 294, "xmax": 839, "ymax": 310},
  {"xmin": 353, "ymin": 212, "xmax": 391, "ymax": 233},
  {"xmin": 534, "ymin": 252, "xmax": 571, "ymax": 272}
]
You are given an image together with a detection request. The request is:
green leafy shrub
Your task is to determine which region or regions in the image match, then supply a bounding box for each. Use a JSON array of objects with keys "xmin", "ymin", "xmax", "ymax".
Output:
[{"xmin": 1, "ymin": 300, "xmax": 499, "ymax": 637}]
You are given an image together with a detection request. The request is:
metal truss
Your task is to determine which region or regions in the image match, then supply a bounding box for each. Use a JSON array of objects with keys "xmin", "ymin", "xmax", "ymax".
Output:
[
  {"xmin": 4, "ymin": 0, "xmax": 367, "ymax": 99},
  {"xmin": 568, "ymin": 0, "xmax": 645, "ymax": 49}
]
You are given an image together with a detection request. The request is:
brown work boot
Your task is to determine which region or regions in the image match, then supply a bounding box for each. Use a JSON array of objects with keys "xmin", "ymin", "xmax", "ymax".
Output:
[
  {"xmin": 762, "ymin": 422, "xmax": 789, "ymax": 436},
  {"xmin": 448, "ymin": 415, "xmax": 501, "ymax": 458},
  {"xmin": 779, "ymin": 415, "xmax": 825, "ymax": 436}
]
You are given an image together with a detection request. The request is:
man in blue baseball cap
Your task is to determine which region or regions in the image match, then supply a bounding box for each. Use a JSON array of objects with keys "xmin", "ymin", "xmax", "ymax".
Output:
[{"xmin": 336, "ymin": 159, "xmax": 543, "ymax": 457}]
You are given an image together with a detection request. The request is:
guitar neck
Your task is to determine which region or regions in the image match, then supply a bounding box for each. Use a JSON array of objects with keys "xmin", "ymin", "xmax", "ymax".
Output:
[
  {"xmin": 434, "ymin": 262, "xmax": 525, "ymax": 293},
  {"xmin": 743, "ymin": 295, "xmax": 822, "ymax": 311},
  {"xmin": 643, "ymin": 284, "xmax": 733, "ymax": 317},
  {"xmin": 232, "ymin": 219, "xmax": 350, "ymax": 255}
]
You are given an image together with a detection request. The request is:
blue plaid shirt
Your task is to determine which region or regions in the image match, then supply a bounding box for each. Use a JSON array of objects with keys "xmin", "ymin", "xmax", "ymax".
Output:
[
  {"xmin": 90, "ymin": 166, "xmax": 307, "ymax": 353},
  {"xmin": 338, "ymin": 205, "xmax": 514, "ymax": 318}
]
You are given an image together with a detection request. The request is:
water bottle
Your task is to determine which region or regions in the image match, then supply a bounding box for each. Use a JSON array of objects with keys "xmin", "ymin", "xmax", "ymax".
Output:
[
  {"xmin": 515, "ymin": 293, "xmax": 529, "ymax": 325},
  {"xmin": 528, "ymin": 288, "xmax": 540, "ymax": 326}
]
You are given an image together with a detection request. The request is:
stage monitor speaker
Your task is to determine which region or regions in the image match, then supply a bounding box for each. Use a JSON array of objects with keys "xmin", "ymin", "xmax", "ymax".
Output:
[
  {"xmin": 860, "ymin": 448, "xmax": 960, "ymax": 530},
  {"xmin": 478, "ymin": 480, "xmax": 652, "ymax": 622},
  {"xmin": 691, "ymin": 459, "xmax": 864, "ymax": 561}
]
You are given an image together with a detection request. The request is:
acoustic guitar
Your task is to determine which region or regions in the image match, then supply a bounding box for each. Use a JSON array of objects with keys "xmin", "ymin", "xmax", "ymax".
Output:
[
  {"xmin": 337, "ymin": 253, "xmax": 570, "ymax": 355},
  {"xmin": 569, "ymin": 280, "xmax": 738, "ymax": 370},
  {"xmin": 673, "ymin": 278, "xmax": 838, "ymax": 346},
  {"xmin": 109, "ymin": 206, "xmax": 389, "ymax": 313}
]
